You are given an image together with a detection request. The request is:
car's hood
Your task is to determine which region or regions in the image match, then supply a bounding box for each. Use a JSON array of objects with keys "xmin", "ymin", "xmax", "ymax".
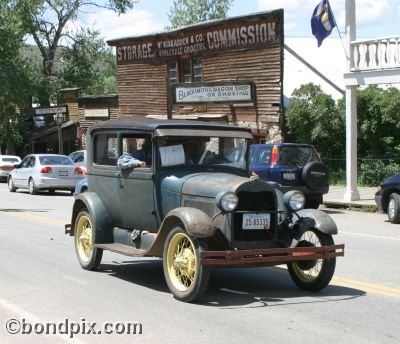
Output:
[
  {"xmin": 160, "ymin": 171, "xmax": 249, "ymax": 198},
  {"xmin": 383, "ymin": 172, "xmax": 400, "ymax": 186}
]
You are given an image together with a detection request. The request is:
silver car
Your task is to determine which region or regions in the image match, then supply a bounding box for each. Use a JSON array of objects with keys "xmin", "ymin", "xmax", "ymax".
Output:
[
  {"xmin": 0, "ymin": 155, "xmax": 21, "ymax": 180},
  {"xmin": 8, "ymin": 154, "xmax": 86, "ymax": 194},
  {"xmin": 68, "ymin": 150, "xmax": 87, "ymax": 175}
]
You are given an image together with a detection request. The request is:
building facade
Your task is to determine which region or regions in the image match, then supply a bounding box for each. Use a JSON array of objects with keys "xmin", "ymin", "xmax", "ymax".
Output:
[{"xmin": 108, "ymin": 10, "xmax": 284, "ymax": 143}]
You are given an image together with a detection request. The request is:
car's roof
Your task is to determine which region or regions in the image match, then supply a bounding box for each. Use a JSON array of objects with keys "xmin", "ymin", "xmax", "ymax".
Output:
[
  {"xmin": 251, "ymin": 143, "xmax": 315, "ymax": 148},
  {"xmin": 89, "ymin": 119, "xmax": 252, "ymax": 134},
  {"xmin": 29, "ymin": 154, "xmax": 70, "ymax": 158},
  {"xmin": 0, "ymin": 155, "xmax": 20, "ymax": 159}
]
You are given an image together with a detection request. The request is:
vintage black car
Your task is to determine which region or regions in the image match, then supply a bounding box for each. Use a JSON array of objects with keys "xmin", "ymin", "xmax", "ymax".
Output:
[{"xmin": 65, "ymin": 119, "xmax": 344, "ymax": 302}]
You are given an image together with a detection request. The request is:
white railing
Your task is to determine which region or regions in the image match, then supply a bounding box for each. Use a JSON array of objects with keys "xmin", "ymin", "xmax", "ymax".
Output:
[{"xmin": 351, "ymin": 36, "xmax": 400, "ymax": 71}]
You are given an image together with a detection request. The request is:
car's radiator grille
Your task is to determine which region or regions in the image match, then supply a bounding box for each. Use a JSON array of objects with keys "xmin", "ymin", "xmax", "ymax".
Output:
[
  {"xmin": 233, "ymin": 191, "xmax": 276, "ymax": 241},
  {"xmin": 182, "ymin": 196, "xmax": 216, "ymax": 217}
]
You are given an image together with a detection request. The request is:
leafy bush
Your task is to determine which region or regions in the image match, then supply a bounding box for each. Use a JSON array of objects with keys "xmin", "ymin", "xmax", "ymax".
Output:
[{"xmin": 359, "ymin": 160, "xmax": 400, "ymax": 186}]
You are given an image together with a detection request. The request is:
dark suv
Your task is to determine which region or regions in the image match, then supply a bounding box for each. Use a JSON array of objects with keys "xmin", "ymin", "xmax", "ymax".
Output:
[
  {"xmin": 250, "ymin": 144, "xmax": 329, "ymax": 208},
  {"xmin": 65, "ymin": 119, "xmax": 343, "ymax": 302}
]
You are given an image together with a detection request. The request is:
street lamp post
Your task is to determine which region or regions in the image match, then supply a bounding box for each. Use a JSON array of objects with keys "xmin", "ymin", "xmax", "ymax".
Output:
[{"xmin": 55, "ymin": 111, "xmax": 64, "ymax": 154}]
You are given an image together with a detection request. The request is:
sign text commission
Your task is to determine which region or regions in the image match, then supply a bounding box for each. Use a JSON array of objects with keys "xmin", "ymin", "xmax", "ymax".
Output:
[{"xmin": 115, "ymin": 12, "xmax": 282, "ymax": 64}]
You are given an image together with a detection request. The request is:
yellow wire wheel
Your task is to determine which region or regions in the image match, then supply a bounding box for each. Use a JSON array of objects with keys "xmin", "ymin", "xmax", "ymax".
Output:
[
  {"xmin": 163, "ymin": 226, "xmax": 209, "ymax": 302},
  {"xmin": 74, "ymin": 209, "xmax": 103, "ymax": 270},
  {"xmin": 287, "ymin": 228, "xmax": 336, "ymax": 291}
]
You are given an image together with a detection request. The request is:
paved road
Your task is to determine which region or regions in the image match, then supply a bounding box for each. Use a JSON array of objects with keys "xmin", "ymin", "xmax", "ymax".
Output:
[{"xmin": 0, "ymin": 183, "xmax": 399, "ymax": 343}]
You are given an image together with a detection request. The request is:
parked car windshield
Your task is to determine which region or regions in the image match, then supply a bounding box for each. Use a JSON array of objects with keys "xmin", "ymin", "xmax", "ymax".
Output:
[
  {"xmin": 157, "ymin": 136, "xmax": 248, "ymax": 170},
  {"xmin": 39, "ymin": 155, "xmax": 74, "ymax": 166}
]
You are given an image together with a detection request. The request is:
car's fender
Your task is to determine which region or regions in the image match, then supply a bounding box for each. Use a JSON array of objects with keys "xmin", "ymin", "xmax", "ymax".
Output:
[
  {"xmin": 295, "ymin": 208, "xmax": 338, "ymax": 235},
  {"xmin": 70, "ymin": 191, "xmax": 113, "ymax": 244},
  {"xmin": 147, "ymin": 207, "xmax": 216, "ymax": 257}
]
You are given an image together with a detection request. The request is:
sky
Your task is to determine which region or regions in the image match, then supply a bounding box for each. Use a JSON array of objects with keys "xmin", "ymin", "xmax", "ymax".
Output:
[{"xmin": 83, "ymin": 0, "xmax": 400, "ymax": 41}]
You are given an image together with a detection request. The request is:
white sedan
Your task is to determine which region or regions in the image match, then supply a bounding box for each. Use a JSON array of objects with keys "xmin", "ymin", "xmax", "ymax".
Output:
[
  {"xmin": 8, "ymin": 154, "xmax": 86, "ymax": 194},
  {"xmin": 0, "ymin": 155, "xmax": 21, "ymax": 180}
]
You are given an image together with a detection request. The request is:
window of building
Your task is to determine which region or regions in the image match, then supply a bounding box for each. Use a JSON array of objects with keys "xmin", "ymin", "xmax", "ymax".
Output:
[{"xmin": 168, "ymin": 58, "xmax": 203, "ymax": 84}]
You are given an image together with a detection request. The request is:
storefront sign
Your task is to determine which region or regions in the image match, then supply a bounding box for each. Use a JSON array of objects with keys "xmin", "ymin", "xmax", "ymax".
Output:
[
  {"xmin": 110, "ymin": 10, "xmax": 282, "ymax": 64},
  {"xmin": 84, "ymin": 108, "xmax": 109, "ymax": 118},
  {"xmin": 35, "ymin": 106, "xmax": 67, "ymax": 116},
  {"xmin": 173, "ymin": 82, "xmax": 254, "ymax": 104}
]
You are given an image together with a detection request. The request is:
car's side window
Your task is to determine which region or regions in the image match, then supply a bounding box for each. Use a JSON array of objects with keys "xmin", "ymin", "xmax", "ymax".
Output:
[
  {"xmin": 75, "ymin": 154, "xmax": 84, "ymax": 163},
  {"xmin": 121, "ymin": 134, "xmax": 152, "ymax": 167},
  {"xmin": 93, "ymin": 133, "xmax": 118, "ymax": 166},
  {"xmin": 259, "ymin": 148, "xmax": 271, "ymax": 164},
  {"xmin": 20, "ymin": 157, "xmax": 30, "ymax": 168}
]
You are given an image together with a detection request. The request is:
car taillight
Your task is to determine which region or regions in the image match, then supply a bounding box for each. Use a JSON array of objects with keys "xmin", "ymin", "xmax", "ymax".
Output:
[
  {"xmin": 40, "ymin": 166, "xmax": 53, "ymax": 174},
  {"xmin": 271, "ymin": 146, "xmax": 279, "ymax": 165},
  {"xmin": 74, "ymin": 166, "xmax": 86, "ymax": 175}
]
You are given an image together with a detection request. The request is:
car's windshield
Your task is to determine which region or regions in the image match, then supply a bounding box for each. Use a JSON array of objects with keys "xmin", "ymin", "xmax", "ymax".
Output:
[
  {"xmin": 157, "ymin": 136, "xmax": 248, "ymax": 170},
  {"xmin": 39, "ymin": 156, "xmax": 74, "ymax": 166}
]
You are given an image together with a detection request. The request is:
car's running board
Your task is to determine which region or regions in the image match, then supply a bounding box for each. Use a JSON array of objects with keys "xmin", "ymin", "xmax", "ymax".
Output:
[{"xmin": 94, "ymin": 243, "xmax": 146, "ymax": 257}]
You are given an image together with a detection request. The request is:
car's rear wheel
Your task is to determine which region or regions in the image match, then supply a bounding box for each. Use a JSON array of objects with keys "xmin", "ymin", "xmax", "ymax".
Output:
[
  {"xmin": 8, "ymin": 177, "xmax": 16, "ymax": 192},
  {"xmin": 387, "ymin": 193, "xmax": 400, "ymax": 224},
  {"xmin": 287, "ymin": 228, "xmax": 336, "ymax": 291},
  {"xmin": 29, "ymin": 178, "xmax": 38, "ymax": 195},
  {"xmin": 74, "ymin": 209, "xmax": 103, "ymax": 270},
  {"xmin": 163, "ymin": 226, "xmax": 210, "ymax": 302}
]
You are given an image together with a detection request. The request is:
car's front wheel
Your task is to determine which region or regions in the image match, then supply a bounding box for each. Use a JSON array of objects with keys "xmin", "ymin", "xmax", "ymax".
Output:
[
  {"xmin": 287, "ymin": 228, "xmax": 336, "ymax": 291},
  {"xmin": 8, "ymin": 177, "xmax": 16, "ymax": 192},
  {"xmin": 387, "ymin": 193, "xmax": 400, "ymax": 224},
  {"xmin": 74, "ymin": 209, "xmax": 103, "ymax": 270},
  {"xmin": 163, "ymin": 226, "xmax": 210, "ymax": 302}
]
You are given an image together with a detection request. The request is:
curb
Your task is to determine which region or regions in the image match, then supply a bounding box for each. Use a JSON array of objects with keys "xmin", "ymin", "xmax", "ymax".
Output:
[{"xmin": 323, "ymin": 201, "xmax": 378, "ymax": 211}]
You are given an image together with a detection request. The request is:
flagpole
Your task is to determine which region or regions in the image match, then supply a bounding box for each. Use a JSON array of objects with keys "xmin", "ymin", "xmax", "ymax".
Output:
[{"xmin": 329, "ymin": 1, "xmax": 349, "ymax": 60}]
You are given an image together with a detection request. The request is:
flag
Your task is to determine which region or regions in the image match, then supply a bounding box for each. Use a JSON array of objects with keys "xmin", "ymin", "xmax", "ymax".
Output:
[
  {"xmin": 311, "ymin": 0, "xmax": 336, "ymax": 47},
  {"xmin": 76, "ymin": 124, "xmax": 86, "ymax": 144}
]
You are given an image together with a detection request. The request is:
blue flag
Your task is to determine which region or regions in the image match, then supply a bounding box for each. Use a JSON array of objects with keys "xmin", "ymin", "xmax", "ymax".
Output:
[{"xmin": 311, "ymin": 0, "xmax": 336, "ymax": 47}]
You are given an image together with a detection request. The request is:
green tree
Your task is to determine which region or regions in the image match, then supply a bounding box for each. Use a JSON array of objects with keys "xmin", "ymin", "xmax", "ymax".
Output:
[
  {"xmin": 0, "ymin": 0, "xmax": 34, "ymax": 153},
  {"xmin": 168, "ymin": 0, "xmax": 233, "ymax": 29},
  {"xmin": 285, "ymin": 83, "xmax": 345, "ymax": 157},
  {"xmin": 357, "ymin": 85, "xmax": 400, "ymax": 156},
  {"xmin": 59, "ymin": 28, "xmax": 117, "ymax": 95},
  {"xmin": 15, "ymin": 0, "xmax": 137, "ymax": 104}
]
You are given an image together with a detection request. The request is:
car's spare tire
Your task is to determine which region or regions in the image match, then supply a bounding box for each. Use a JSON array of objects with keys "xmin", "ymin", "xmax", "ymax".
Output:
[{"xmin": 302, "ymin": 161, "xmax": 328, "ymax": 191}]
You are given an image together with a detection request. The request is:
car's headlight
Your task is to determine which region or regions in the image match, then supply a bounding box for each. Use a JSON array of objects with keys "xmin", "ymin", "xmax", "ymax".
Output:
[
  {"xmin": 283, "ymin": 190, "xmax": 305, "ymax": 211},
  {"xmin": 216, "ymin": 192, "xmax": 239, "ymax": 212}
]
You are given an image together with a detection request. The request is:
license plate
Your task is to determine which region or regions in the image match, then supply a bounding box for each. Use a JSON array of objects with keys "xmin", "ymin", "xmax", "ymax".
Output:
[
  {"xmin": 58, "ymin": 171, "xmax": 68, "ymax": 176},
  {"xmin": 282, "ymin": 172, "xmax": 295, "ymax": 180},
  {"xmin": 242, "ymin": 213, "xmax": 270, "ymax": 230}
]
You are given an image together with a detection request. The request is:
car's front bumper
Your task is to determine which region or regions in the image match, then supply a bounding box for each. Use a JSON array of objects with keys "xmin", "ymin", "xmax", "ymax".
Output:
[
  {"xmin": 374, "ymin": 191, "xmax": 384, "ymax": 212},
  {"xmin": 0, "ymin": 171, "xmax": 10, "ymax": 178},
  {"xmin": 200, "ymin": 244, "xmax": 344, "ymax": 267}
]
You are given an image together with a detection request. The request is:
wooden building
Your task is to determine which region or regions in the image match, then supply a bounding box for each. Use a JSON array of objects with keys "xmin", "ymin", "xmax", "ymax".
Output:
[
  {"xmin": 23, "ymin": 89, "xmax": 119, "ymax": 155},
  {"xmin": 108, "ymin": 10, "xmax": 284, "ymax": 142}
]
